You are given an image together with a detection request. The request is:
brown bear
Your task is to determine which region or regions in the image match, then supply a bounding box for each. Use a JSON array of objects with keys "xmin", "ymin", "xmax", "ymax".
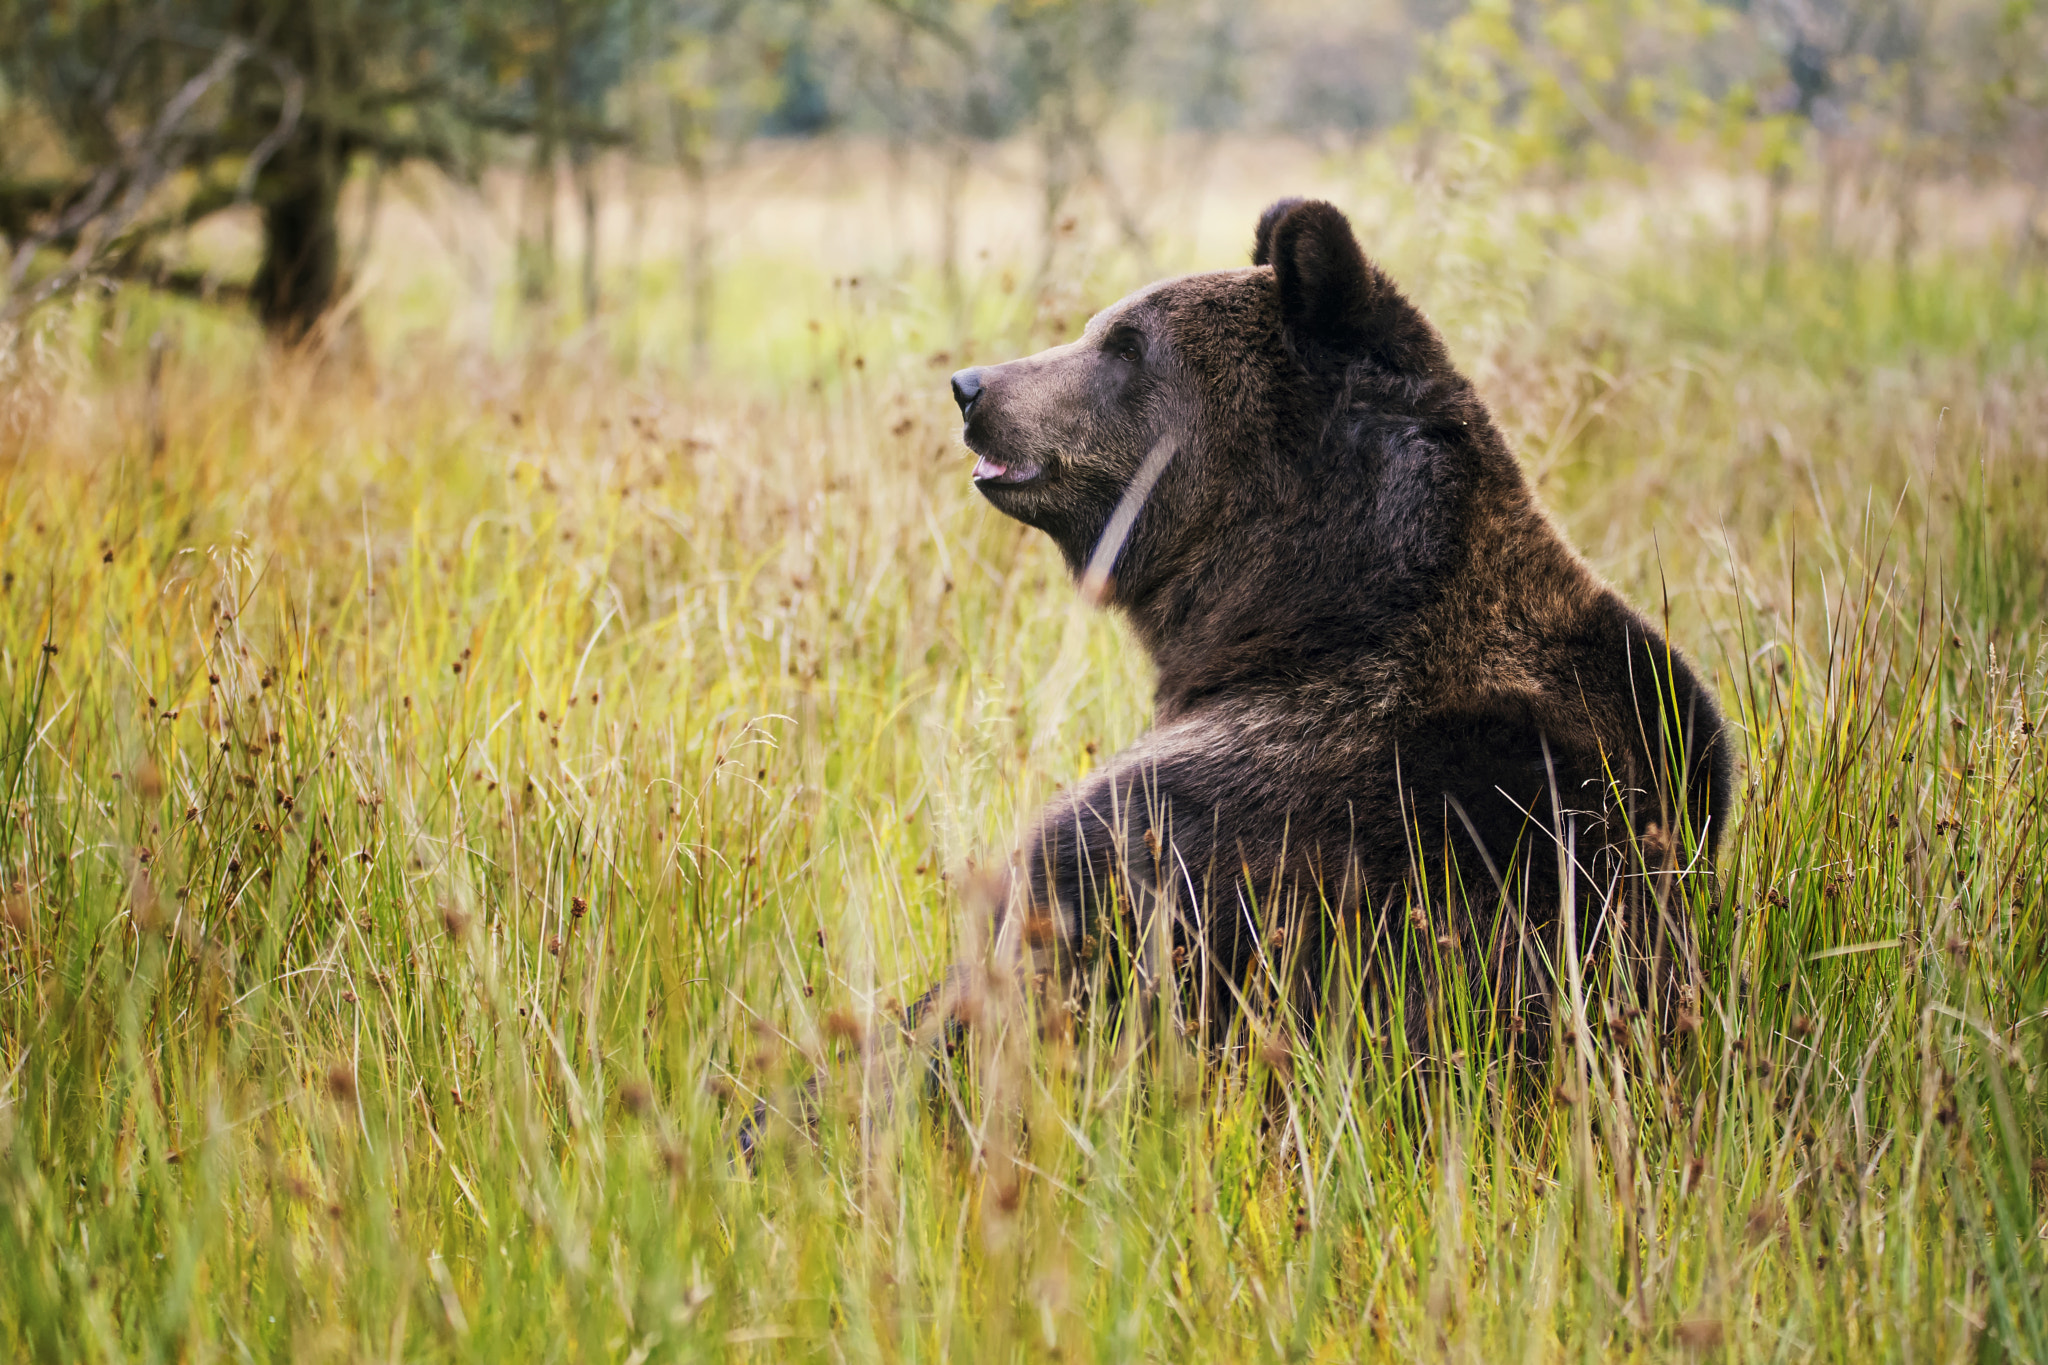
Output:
[{"xmin": 946, "ymin": 198, "xmax": 1731, "ymax": 1045}]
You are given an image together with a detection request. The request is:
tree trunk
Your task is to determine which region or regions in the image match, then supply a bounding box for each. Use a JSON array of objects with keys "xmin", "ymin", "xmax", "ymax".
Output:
[
  {"xmin": 1890, "ymin": 23, "xmax": 1927, "ymax": 321},
  {"xmin": 1033, "ymin": 113, "xmax": 1075, "ymax": 300},
  {"xmin": 251, "ymin": 140, "xmax": 342, "ymax": 340},
  {"xmin": 1763, "ymin": 159, "xmax": 1790, "ymax": 300},
  {"xmin": 683, "ymin": 147, "xmax": 712, "ymax": 367},
  {"xmin": 938, "ymin": 139, "xmax": 969, "ymax": 340},
  {"xmin": 574, "ymin": 141, "xmax": 600, "ymax": 324},
  {"xmin": 518, "ymin": 140, "xmax": 557, "ymax": 306},
  {"xmin": 2008, "ymin": 175, "xmax": 2045, "ymax": 295}
]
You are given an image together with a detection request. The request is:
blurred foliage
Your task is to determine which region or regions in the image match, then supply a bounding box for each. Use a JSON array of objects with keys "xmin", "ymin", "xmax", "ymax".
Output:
[
  {"xmin": 1410, "ymin": 0, "xmax": 1746, "ymax": 179},
  {"xmin": 3, "ymin": 0, "xmax": 2044, "ymax": 338}
]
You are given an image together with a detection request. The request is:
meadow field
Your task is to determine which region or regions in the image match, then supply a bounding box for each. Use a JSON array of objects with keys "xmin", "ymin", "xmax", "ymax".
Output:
[{"xmin": 1, "ymin": 139, "xmax": 2046, "ymax": 1361}]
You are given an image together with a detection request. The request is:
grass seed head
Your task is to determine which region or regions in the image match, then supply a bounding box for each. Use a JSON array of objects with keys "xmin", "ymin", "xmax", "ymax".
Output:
[
  {"xmin": 1675, "ymin": 1319, "xmax": 1724, "ymax": 1351},
  {"xmin": 130, "ymin": 873, "xmax": 165, "ymax": 932},
  {"xmin": 1259, "ymin": 1029, "xmax": 1294, "ymax": 1079},
  {"xmin": 1, "ymin": 885, "xmax": 29, "ymax": 933},
  {"xmin": 824, "ymin": 1008, "xmax": 866, "ymax": 1050}
]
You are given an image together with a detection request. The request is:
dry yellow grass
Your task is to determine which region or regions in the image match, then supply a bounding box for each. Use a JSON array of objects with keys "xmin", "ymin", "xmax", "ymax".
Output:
[{"xmin": 1, "ymin": 143, "xmax": 2045, "ymax": 1360}]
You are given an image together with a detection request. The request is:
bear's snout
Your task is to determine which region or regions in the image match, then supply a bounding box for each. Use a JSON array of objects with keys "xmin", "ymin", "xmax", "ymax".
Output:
[{"xmin": 949, "ymin": 367, "xmax": 984, "ymax": 417}]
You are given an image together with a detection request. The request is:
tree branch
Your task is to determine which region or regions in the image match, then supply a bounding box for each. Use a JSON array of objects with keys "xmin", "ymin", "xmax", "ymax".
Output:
[{"xmin": 4, "ymin": 35, "xmax": 260, "ymax": 330}]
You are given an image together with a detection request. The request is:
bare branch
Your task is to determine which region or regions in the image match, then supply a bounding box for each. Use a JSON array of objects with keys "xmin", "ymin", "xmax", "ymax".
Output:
[
  {"xmin": 3, "ymin": 35, "xmax": 255, "ymax": 329},
  {"xmin": 239, "ymin": 55, "xmax": 307, "ymax": 199}
]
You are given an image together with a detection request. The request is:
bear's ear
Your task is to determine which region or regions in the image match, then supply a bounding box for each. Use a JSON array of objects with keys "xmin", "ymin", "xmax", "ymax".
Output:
[
  {"xmin": 1257, "ymin": 198, "xmax": 1380, "ymax": 362},
  {"xmin": 1250, "ymin": 197, "xmax": 1305, "ymax": 267}
]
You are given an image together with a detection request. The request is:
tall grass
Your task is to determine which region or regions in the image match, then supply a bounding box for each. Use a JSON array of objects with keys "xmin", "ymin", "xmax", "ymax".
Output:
[{"xmin": 0, "ymin": 159, "xmax": 2044, "ymax": 1361}]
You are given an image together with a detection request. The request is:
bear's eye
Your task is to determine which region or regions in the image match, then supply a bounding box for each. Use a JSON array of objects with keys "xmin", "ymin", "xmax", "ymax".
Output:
[{"xmin": 1107, "ymin": 331, "xmax": 1143, "ymax": 364}]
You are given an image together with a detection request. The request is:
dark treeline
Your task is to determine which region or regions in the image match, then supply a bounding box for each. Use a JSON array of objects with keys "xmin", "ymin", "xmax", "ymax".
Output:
[{"xmin": 1, "ymin": 0, "xmax": 2042, "ymax": 339}]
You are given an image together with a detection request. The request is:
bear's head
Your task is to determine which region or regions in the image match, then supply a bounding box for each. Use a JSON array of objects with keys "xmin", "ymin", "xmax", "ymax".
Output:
[{"xmin": 950, "ymin": 199, "xmax": 1460, "ymax": 628}]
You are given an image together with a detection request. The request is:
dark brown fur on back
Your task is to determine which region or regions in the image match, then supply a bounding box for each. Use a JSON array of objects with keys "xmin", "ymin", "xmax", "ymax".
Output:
[{"xmin": 948, "ymin": 199, "xmax": 1732, "ymax": 1042}]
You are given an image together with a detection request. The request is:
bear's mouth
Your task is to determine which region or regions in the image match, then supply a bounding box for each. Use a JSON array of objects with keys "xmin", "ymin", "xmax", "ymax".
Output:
[{"xmin": 971, "ymin": 454, "xmax": 1041, "ymax": 485}]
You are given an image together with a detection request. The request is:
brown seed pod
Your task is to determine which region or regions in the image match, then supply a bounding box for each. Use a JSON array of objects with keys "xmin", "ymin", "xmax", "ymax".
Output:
[
  {"xmin": 325, "ymin": 1065, "xmax": 358, "ymax": 1104},
  {"xmin": 824, "ymin": 1008, "xmax": 866, "ymax": 1050}
]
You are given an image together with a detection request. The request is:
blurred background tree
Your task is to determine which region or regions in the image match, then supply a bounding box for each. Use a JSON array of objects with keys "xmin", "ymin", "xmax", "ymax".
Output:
[
  {"xmin": 0, "ymin": 0, "xmax": 726, "ymax": 337},
  {"xmin": 1408, "ymin": 0, "xmax": 1736, "ymax": 181},
  {"xmin": 0, "ymin": 1, "xmax": 554, "ymax": 336}
]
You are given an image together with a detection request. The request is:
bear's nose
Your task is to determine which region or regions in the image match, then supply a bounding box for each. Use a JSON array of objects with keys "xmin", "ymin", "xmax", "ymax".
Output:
[{"xmin": 950, "ymin": 367, "xmax": 984, "ymax": 417}]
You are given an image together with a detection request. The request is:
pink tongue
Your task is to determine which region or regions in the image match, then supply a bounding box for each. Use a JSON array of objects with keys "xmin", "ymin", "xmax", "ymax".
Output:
[{"xmin": 972, "ymin": 456, "xmax": 1009, "ymax": 481}]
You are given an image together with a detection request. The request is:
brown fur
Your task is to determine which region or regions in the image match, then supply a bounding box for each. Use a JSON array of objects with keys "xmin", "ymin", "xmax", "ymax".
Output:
[{"xmin": 948, "ymin": 199, "xmax": 1732, "ymax": 1045}]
